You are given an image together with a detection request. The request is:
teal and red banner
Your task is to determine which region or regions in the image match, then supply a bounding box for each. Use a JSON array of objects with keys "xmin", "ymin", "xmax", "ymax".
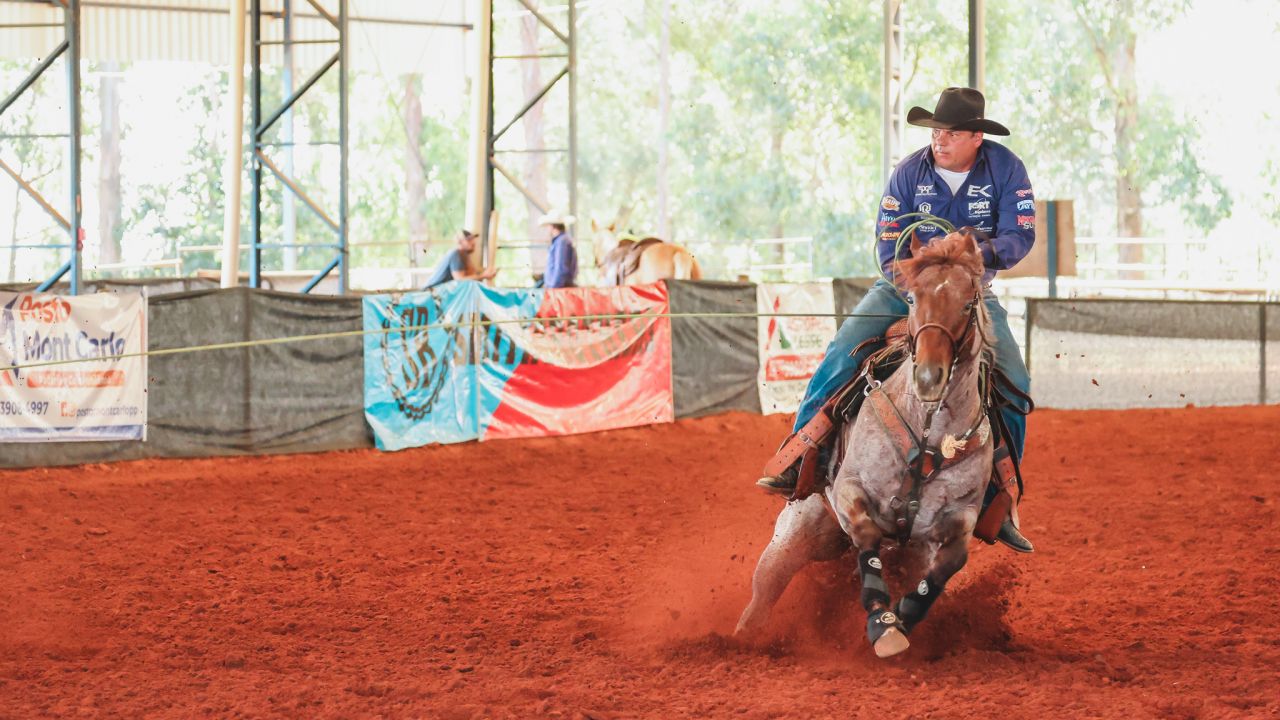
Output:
[{"xmin": 364, "ymin": 282, "xmax": 673, "ymax": 451}]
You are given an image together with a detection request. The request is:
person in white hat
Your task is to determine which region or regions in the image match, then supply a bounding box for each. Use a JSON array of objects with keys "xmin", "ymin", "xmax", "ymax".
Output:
[{"xmin": 536, "ymin": 210, "xmax": 578, "ymax": 289}]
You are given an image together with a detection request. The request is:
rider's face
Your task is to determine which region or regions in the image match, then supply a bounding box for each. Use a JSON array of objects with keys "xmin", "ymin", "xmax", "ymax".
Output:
[{"xmin": 931, "ymin": 129, "xmax": 983, "ymax": 172}]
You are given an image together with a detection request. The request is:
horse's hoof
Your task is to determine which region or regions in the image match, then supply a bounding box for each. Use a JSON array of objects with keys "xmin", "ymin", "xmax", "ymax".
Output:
[
  {"xmin": 873, "ymin": 627, "xmax": 910, "ymax": 658},
  {"xmin": 866, "ymin": 609, "xmax": 910, "ymax": 658}
]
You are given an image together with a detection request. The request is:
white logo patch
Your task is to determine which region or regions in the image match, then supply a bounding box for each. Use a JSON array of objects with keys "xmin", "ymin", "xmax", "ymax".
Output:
[
  {"xmin": 918, "ymin": 202, "xmax": 932, "ymax": 214},
  {"xmin": 967, "ymin": 184, "xmax": 993, "ymax": 198},
  {"xmin": 1016, "ymin": 199, "xmax": 1034, "ymax": 211},
  {"xmin": 968, "ymin": 199, "xmax": 991, "ymax": 217},
  {"xmin": 916, "ymin": 184, "xmax": 936, "ymax": 196},
  {"xmin": 868, "ymin": 557, "xmax": 882, "ymax": 570},
  {"xmin": 917, "ymin": 580, "xmax": 929, "ymax": 596}
]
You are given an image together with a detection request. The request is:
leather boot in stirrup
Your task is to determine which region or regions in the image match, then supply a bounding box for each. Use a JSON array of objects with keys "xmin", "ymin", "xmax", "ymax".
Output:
[
  {"xmin": 997, "ymin": 517, "xmax": 1035, "ymax": 553},
  {"xmin": 755, "ymin": 464, "xmax": 798, "ymax": 496}
]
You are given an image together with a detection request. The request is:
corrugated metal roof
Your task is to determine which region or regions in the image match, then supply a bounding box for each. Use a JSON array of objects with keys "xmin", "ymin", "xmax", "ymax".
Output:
[{"xmin": 0, "ymin": 1, "xmax": 470, "ymax": 80}]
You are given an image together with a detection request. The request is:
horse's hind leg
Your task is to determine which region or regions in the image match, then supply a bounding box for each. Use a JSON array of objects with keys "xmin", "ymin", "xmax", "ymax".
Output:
[{"xmin": 734, "ymin": 497, "xmax": 846, "ymax": 640}]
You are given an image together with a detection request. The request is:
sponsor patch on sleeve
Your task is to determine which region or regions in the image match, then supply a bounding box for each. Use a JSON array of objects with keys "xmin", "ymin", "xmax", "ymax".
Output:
[
  {"xmin": 1015, "ymin": 188, "xmax": 1033, "ymax": 198},
  {"xmin": 879, "ymin": 231, "xmax": 901, "ymax": 242},
  {"xmin": 881, "ymin": 196, "xmax": 901, "ymax": 211},
  {"xmin": 1016, "ymin": 214, "xmax": 1036, "ymax": 229}
]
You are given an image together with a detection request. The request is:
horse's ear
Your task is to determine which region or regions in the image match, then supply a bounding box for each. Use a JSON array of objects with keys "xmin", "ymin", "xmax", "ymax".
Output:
[
  {"xmin": 591, "ymin": 219, "xmax": 599, "ymax": 233},
  {"xmin": 909, "ymin": 231, "xmax": 922, "ymax": 256},
  {"xmin": 606, "ymin": 221, "xmax": 616, "ymax": 233}
]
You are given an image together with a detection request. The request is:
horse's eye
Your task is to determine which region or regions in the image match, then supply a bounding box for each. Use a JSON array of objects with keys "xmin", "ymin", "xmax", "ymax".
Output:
[
  {"xmin": 964, "ymin": 302, "xmax": 974, "ymax": 311},
  {"xmin": 905, "ymin": 294, "xmax": 915, "ymax": 305}
]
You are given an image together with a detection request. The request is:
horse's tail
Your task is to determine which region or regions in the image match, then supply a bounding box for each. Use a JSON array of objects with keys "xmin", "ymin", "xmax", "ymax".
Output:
[{"xmin": 673, "ymin": 249, "xmax": 702, "ymax": 281}]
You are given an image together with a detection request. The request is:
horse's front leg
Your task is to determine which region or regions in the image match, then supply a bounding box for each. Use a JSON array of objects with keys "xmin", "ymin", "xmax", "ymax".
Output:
[
  {"xmin": 835, "ymin": 491, "xmax": 910, "ymax": 658},
  {"xmin": 895, "ymin": 531, "xmax": 971, "ymax": 637}
]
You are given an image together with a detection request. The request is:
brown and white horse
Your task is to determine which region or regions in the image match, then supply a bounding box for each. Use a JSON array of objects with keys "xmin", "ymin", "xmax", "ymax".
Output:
[{"xmin": 590, "ymin": 208, "xmax": 702, "ymax": 285}]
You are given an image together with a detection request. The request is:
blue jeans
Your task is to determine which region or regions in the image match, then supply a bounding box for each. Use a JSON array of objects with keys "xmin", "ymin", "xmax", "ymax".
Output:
[{"xmin": 794, "ymin": 280, "xmax": 1031, "ymax": 459}]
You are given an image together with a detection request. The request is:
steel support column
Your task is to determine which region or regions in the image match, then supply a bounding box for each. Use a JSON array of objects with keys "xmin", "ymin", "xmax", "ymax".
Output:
[
  {"xmin": 249, "ymin": 0, "xmax": 346, "ymax": 293},
  {"xmin": 882, "ymin": 0, "xmax": 903, "ymax": 187},
  {"xmin": 482, "ymin": 0, "xmax": 577, "ymax": 261},
  {"xmin": 968, "ymin": 0, "xmax": 985, "ymax": 92},
  {"xmin": 0, "ymin": 0, "xmax": 80, "ymax": 294}
]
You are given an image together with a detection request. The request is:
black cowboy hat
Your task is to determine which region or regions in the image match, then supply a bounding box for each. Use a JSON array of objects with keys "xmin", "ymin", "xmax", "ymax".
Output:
[{"xmin": 906, "ymin": 87, "xmax": 1009, "ymax": 136}]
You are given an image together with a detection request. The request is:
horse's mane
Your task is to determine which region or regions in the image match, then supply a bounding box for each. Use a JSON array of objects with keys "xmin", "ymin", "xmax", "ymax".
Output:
[{"xmin": 896, "ymin": 231, "xmax": 985, "ymax": 289}]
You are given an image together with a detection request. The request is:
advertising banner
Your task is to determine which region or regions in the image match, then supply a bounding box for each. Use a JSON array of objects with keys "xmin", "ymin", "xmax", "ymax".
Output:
[
  {"xmin": 363, "ymin": 282, "xmax": 673, "ymax": 451},
  {"xmin": 363, "ymin": 282, "xmax": 479, "ymax": 451},
  {"xmin": 0, "ymin": 292, "xmax": 148, "ymax": 441},
  {"xmin": 757, "ymin": 283, "xmax": 837, "ymax": 415}
]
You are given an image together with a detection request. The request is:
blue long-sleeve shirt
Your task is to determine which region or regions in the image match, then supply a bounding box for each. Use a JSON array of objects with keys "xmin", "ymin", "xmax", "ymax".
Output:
[
  {"xmin": 877, "ymin": 140, "xmax": 1035, "ymax": 284},
  {"xmin": 543, "ymin": 232, "xmax": 577, "ymax": 288}
]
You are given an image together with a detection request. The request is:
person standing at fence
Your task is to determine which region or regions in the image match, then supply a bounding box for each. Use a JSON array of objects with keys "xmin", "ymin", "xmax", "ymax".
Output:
[
  {"xmin": 422, "ymin": 229, "xmax": 497, "ymax": 290},
  {"xmin": 536, "ymin": 211, "xmax": 578, "ymax": 289},
  {"xmin": 757, "ymin": 87, "xmax": 1038, "ymax": 554}
]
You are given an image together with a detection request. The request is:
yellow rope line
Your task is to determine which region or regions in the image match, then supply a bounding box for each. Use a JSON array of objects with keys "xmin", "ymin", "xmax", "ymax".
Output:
[{"xmin": 4, "ymin": 309, "xmax": 907, "ymax": 372}]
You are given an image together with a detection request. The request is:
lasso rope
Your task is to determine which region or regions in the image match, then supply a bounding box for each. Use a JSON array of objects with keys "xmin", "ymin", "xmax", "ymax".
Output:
[{"xmin": 874, "ymin": 212, "xmax": 957, "ymax": 292}]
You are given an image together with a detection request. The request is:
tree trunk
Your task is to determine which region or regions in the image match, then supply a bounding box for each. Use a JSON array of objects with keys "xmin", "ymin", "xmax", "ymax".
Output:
[
  {"xmin": 403, "ymin": 73, "xmax": 428, "ymax": 268},
  {"xmin": 521, "ymin": 6, "xmax": 549, "ymax": 276},
  {"xmin": 656, "ymin": 0, "xmax": 671, "ymax": 240},
  {"xmin": 98, "ymin": 62, "xmax": 123, "ymax": 269},
  {"xmin": 771, "ymin": 127, "xmax": 786, "ymax": 275},
  {"xmin": 1112, "ymin": 6, "xmax": 1143, "ymax": 279}
]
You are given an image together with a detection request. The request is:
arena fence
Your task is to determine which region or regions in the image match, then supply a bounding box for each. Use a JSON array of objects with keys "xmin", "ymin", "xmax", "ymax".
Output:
[
  {"xmin": 1026, "ymin": 298, "xmax": 1279, "ymax": 409},
  {"xmin": 2, "ymin": 283, "xmax": 1273, "ymax": 468}
]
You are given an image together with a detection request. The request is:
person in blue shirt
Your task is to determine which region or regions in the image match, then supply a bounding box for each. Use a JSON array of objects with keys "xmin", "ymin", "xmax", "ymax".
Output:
[
  {"xmin": 757, "ymin": 87, "xmax": 1036, "ymax": 554},
  {"xmin": 536, "ymin": 211, "xmax": 578, "ymax": 289},
  {"xmin": 422, "ymin": 229, "xmax": 497, "ymax": 289}
]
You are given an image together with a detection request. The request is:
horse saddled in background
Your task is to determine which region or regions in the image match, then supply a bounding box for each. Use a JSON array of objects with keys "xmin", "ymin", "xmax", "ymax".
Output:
[
  {"xmin": 591, "ymin": 207, "xmax": 702, "ymax": 285},
  {"xmin": 735, "ymin": 230, "xmax": 1020, "ymax": 658}
]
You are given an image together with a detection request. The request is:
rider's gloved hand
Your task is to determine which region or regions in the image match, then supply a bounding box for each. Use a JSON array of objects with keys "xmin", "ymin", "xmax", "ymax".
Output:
[{"xmin": 960, "ymin": 226, "xmax": 998, "ymax": 268}]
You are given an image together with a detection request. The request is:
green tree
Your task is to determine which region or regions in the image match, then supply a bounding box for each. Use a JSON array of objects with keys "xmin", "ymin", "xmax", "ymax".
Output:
[{"xmin": 988, "ymin": 0, "xmax": 1230, "ymax": 252}]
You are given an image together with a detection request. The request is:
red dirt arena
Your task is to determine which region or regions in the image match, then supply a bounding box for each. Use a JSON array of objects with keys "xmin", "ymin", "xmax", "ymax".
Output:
[{"xmin": 2, "ymin": 406, "xmax": 1278, "ymax": 719}]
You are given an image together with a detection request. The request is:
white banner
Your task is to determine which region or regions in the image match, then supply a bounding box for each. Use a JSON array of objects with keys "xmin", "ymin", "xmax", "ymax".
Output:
[
  {"xmin": 757, "ymin": 283, "xmax": 838, "ymax": 415},
  {"xmin": 0, "ymin": 292, "xmax": 148, "ymax": 442}
]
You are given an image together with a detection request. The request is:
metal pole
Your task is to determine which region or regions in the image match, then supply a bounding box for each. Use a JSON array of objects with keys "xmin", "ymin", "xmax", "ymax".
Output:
[
  {"xmin": 568, "ymin": 0, "xmax": 577, "ymax": 234},
  {"xmin": 466, "ymin": 0, "xmax": 493, "ymax": 253},
  {"xmin": 1046, "ymin": 201, "xmax": 1059, "ymax": 299},
  {"xmin": 1261, "ymin": 303, "xmax": 1268, "ymax": 405},
  {"xmin": 882, "ymin": 0, "xmax": 903, "ymax": 186},
  {"xmin": 250, "ymin": 0, "xmax": 263, "ymax": 288},
  {"xmin": 282, "ymin": 0, "xmax": 296, "ymax": 272},
  {"xmin": 66, "ymin": 0, "xmax": 81, "ymax": 295},
  {"xmin": 968, "ymin": 0, "xmax": 985, "ymax": 92},
  {"xmin": 338, "ymin": 0, "xmax": 348, "ymax": 293},
  {"xmin": 221, "ymin": 0, "xmax": 247, "ymax": 288},
  {"xmin": 1024, "ymin": 298, "xmax": 1034, "ymax": 373}
]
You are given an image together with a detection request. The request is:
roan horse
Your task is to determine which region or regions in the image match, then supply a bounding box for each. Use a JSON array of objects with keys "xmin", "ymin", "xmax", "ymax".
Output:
[
  {"xmin": 736, "ymin": 230, "xmax": 996, "ymax": 658},
  {"xmin": 590, "ymin": 208, "xmax": 702, "ymax": 285}
]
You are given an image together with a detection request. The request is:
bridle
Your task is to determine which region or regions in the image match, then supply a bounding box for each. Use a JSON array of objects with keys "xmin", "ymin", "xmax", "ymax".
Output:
[{"xmin": 904, "ymin": 282, "xmax": 983, "ymax": 379}]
